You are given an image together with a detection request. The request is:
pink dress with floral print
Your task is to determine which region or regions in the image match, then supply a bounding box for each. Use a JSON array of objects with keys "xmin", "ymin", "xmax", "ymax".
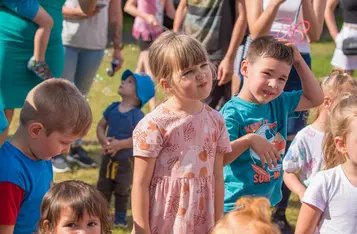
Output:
[{"xmin": 133, "ymin": 104, "xmax": 232, "ymax": 234}]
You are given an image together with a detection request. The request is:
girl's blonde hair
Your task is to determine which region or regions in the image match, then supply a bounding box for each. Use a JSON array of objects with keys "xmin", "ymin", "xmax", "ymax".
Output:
[
  {"xmin": 38, "ymin": 180, "xmax": 111, "ymax": 234},
  {"xmin": 323, "ymin": 93, "xmax": 357, "ymax": 169},
  {"xmin": 212, "ymin": 197, "xmax": 280, "ymax": 234},
  {"xmin": 148, "ymin": 31, "xmax": 213, "ymax": 88},
  {"xmin": 309, "ymin": 69, "xmax": 357, "ymax": 122}
]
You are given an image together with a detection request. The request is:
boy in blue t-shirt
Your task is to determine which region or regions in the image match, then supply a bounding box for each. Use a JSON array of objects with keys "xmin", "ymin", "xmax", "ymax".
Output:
[
  {"xmin": 0, "ymin": 79, "xmax": 92, "ymax": 234},
  {"xmin": 220, "ymin": 36, "xmax": 323, "ymax": 213},
  {"xmin": 96, "ymin": 69, "xmax": 155, "ymax": 228}
]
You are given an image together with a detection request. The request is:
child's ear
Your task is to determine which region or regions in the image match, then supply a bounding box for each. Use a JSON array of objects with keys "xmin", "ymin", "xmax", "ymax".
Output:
[
  {"xmin": 28, "ymin": 122, "xmax": 45, "ymax": 139},
  {"xmin": 160, "ymin": 78, "xmax": 171, "ymax": 93},
  {"xmin": 323, "ymin": 96, "xmax": 333, "ymax": 110},
  {"xmin": 240, "ymin": 60, "xmax": 248, "ymax": 78},
  {"xmin": 335, "ymin": 136, "xmax": 347, "ymax": 155}
]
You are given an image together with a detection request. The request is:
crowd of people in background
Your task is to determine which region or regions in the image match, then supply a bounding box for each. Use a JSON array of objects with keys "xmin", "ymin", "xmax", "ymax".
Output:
[{"xmin": 0, "ymin": 0, "xmax": 357, "ymax": 233}]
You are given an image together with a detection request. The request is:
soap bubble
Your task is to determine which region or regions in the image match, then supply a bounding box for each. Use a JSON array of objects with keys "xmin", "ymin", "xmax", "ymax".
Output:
[{"xmin": 102, "ymin": 87, "xmax": 112, "ymax": 96}]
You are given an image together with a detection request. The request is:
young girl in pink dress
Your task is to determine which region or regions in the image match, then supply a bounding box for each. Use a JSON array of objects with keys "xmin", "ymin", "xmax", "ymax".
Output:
[
  {"xmin": 131, "ymin": 31, "xmax": 232, "ymax": 234},
  {"xmin": 124, "ymin": 0, "xmax": 175, "ymax": 111}
]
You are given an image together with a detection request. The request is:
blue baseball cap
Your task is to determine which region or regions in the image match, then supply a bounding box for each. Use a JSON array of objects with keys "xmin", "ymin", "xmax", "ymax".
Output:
[{"xmin": 121, "ymin": 69, "xmax": 155, "ymax": 108}]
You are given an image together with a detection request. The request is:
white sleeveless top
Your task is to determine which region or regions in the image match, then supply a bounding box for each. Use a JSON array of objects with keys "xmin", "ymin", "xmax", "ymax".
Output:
[{"xmin": 263, "ymin": 0, "xmax": 310, "ymax": 53}]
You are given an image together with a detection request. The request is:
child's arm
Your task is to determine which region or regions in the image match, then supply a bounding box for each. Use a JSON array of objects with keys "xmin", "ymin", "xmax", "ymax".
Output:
[
  {"xmin": 165, "ymin": 0, "xmax": 176, "ymax": 20},
  {"xmin": 214, "ymin": 153, "xmax": 225, "ymax": 222},
  {"xmin": 0, "ymin": 225, "xmax": 14, "ymax": 234},
  {"xmin": 295, "ymin": 203, "xmax": 322, "ymax": 234},
  {"xmin": 224, "ymin": 133, "xmax": 281, "ymax": 168},
  {"xmin": 124, "ymin": 0, "xmax": 159, "ymax": 26},
  {"xmin": 246, "ymin": 0, "xmax": 285, "ymax": 39},
  {"xmin": 324, "ymin": 0, "xmax": 340, "ymax": 41},
  {"xmin": 217, "ymin": 0, "xmax": 247, "ymax": 86},
  {"xmin": 96, "ymin": 117, "xmax": 109, "ymax": 146},
  {"xmin": 173, "ymin": 0, "xmax": 187, "ymax": 32},
  {"xmin": 132, "ymin": 156, "xmax": 156, "ymax": 234},
  {"xmin": 284, "ymin": 172, "xmax": 306, "ymax": 201},
  {"xmin": 289, "ymin": 44, "xmax": 324, "ymax": 111}
]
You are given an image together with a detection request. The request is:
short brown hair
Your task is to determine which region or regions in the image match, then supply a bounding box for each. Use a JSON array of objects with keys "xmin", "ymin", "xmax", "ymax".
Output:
[
  {"xmin": 149, "ymin": 31, "xmax": 213, "ymax": 86},
  {"xmin": 38, "ymin": 180, "xmax": 111, "ymax": 234},
  {"xmin": 20, "ymin": 78, "xmax": 92, "ymax": 136},
  {"xmin": 246, "ymin": 36, "xmax": 293, "ymax": 66}
]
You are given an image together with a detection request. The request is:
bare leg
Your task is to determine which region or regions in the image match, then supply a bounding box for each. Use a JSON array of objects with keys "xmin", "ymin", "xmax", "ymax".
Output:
[
  {"xmin": 32, "ymin": 6, "xmax": 54, "ymax": 62},
  {"xmin": 0, "ymin": 109, "xmax": 14, "ymax": 146}
]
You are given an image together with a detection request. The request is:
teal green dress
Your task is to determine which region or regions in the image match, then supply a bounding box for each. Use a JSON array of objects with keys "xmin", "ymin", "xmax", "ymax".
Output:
[{"xmin": 0, "ymin": 0, "xmax": 65, "ymax": 109}]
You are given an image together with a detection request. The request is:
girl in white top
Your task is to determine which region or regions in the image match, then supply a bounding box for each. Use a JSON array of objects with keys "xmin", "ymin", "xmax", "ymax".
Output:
[
  {"xmin": 296, "ymin": 93, "xmax": 357, "ymax": 234},
  {"xmin": 283, "ymin": 70, "xmax": 357, "ymax": 201},
  {"xmin": 325, "ymin": 0, "xmax": 357, "ymax": 75}
]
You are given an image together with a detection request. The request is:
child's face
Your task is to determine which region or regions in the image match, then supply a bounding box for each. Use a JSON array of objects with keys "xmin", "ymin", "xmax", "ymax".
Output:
[
  {"xmin": 53, "ymin": 207, "xmax": 101, "ymax": 234},
  {"xmin": 340, "ymin": 118, "xmax": 357, "ymax": 166},
  {"xmin": 170, "ymin": 62, "xmax": 212, "ymax": 101},
  {"xmin": 118, "ymin": 75, "xmax": 137, "ymax": 97},
  {"xmin": 241, "ymin": 57, "xmax": 291, "ymax": 104},
  {"xmin": 30, "ymin": 126, "xmax": 81, "ymax": 160}
]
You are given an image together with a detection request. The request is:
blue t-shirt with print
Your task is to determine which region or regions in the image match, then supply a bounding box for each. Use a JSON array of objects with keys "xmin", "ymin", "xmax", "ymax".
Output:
[
  {"xmin": 0, "ymin": 141, "xmax": 53, "ymax": 234},
  {"xmin": 220, "ymin": 91, "xmax": 302, "ymax": 212},
  {"xmin": 104, "ymin": 102, "xmax": 144, "ymax": 159}
]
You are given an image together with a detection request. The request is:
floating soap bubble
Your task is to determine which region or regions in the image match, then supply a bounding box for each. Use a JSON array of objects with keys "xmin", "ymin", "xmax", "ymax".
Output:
[
  {"xmin": 104, "ymin": 50, "xmax": 109, "ymax": 55},
  {"xmin": 102, "ymin": 87, "xmax": 112, "ymax": 96}
]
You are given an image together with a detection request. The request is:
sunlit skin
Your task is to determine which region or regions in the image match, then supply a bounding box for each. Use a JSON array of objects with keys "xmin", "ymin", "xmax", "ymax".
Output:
[
  {"xmin": 239, "ymin": 57, "xmax": 291, "ymax": 104},
  {"xmin": 48, "ymin": 207, "xmax": 101, "ymax": 234}
]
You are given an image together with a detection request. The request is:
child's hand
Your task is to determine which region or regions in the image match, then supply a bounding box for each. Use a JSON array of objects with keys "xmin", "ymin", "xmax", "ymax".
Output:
[
  {"xmin": 279, "ymin": 39, "xmax": 303, "ymax": 65},
  {"xmin": 248, "ymin": 134, "xmax": 282, "ymax": 169},
  {"xmin": 145, "ymin": 14, "xmax": 160, "ymax": 27},
  {"xmin": 103, "ymin": 139, "xmax": 122, "ymax": 156}
]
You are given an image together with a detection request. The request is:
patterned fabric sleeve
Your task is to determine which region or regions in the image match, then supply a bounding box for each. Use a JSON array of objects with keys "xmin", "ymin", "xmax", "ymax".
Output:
[
  {"xmin": 133, "ymin": 116, "xmax": 163, "ymax": 158},
  {"xmin": 216, "ymin": 113, "xmax": 232, "ymax": 154},
  {"xmin": 283, "ymin": 134, "xmax": 307, "ymax": 173}
]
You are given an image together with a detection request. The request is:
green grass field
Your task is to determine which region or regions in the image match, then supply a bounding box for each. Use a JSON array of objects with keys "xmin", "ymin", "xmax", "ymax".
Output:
[{"xmin": 8, "ymin": 38, "xmax": 338, "ymax": 233}]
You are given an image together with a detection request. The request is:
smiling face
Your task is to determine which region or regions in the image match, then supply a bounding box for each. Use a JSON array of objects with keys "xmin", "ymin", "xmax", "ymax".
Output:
[{"xmin": 240, "ymin": 57, "xmax": 291, "ymax": 104}]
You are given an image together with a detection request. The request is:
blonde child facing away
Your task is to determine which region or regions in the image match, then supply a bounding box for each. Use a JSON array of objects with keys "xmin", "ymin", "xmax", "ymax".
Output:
[
  {"xmin": 295, "ymin": 93, "xmax": 357, "ymax": 234},
  {"xmin": 283, "ymin": 70, "xmax": 357, "ymax": 200},
  {"xmin": 213, "ymin": 197, "xmax": 280, "ymax": 234},
  {"xmin": 0, "ymin": 79, "xmax": 92, "ymax": 234},
  {"xmin": 38, "ymin": 180, "xmax": 111, "ymax": 234},
  {"xmin": 131, "ymin": 31, "xmax": 232, "ymax": 234}
]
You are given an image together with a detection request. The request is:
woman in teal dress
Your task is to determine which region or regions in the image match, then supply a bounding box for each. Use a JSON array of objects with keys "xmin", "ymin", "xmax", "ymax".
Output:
[{"xmin": 0, "ymin": 0, "xmax": 97, "ymax": 145}]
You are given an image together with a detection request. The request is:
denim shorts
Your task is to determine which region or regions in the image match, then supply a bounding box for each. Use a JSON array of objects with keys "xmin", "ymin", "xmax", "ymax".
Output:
[{"xmin": 286, "ymin": 53, "xmax": 311, "ymax": 136}]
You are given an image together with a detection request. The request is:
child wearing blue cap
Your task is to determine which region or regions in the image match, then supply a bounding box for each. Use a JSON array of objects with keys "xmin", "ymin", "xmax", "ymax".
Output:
[{"xmin": 96, "ymin": 69, "xmax": 155, "ymax": 228}]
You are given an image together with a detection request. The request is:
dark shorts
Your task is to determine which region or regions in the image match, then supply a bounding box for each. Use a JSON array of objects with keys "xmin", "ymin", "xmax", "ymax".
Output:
[
  {"xmin": 285, "ymin": 53, "xmax": 311, "ymax": 137},
  {"xmin": 137, "ymin": 37, "xmax": 153, "ymax": 51}
]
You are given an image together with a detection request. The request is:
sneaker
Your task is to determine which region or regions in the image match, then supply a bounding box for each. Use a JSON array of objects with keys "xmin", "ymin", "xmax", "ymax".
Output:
[
  {"xmin": 66, "ymin": 146, "xmax": 97, "ymax": 168},
  {"xmin": 113, "ymin": 212, "xmax": 128, "ymax": 229},
  {"xmin": 272, "ymin": 209, "xmax": 294, "ymax": 234},
  {"xmin": 27, "ymin": 56, "xmax": 53, "ymax": 80},
  {"xmin": 52, "ymin": 155, "xmax": 71, "ymax": 173}
]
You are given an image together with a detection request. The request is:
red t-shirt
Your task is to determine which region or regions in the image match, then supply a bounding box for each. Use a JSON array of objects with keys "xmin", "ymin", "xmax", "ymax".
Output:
[{"xmin": 0, "ymin": 182, "xmax": 24, "ymax": 225}]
